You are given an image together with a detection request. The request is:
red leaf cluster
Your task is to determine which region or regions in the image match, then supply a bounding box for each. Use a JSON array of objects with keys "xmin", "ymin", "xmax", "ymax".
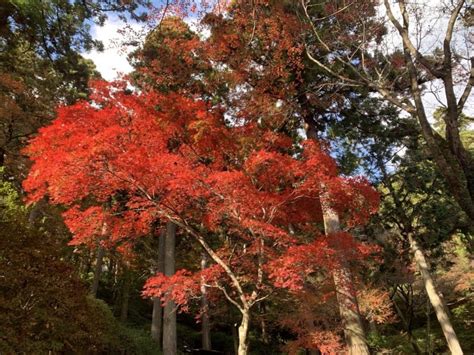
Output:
[{"xmin": 23, "ymin": 80, "xmax": 379, "ymax": 317}]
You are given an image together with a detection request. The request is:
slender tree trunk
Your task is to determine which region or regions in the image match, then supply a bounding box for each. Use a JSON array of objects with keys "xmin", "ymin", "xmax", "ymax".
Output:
[
  {"xmin": 163, "ymin": 221, "xmax": 177, "ymax": 355},
  {"xmin": 259, "ymin": 303, "xmax": 269, "ymax": 344},
  {"xmin": 260, "ymin": 317, "xmax": 268, "ymax": 344},
  {"xmin": 91, "ymin": 223, "xmax": 108, "ymax": 298},
  {"xmin": 79, "ymin": 249, "xmax": 92, "ymax": 277},
  {"xmin": 368, "ymin": 321, "xmax": 378, "ymax": 335},
  {"xmin": 120, "ymin": 263, "xmax": 131, "ymax": 323},
  {"xmin": 151, "ymin": 228, "xmax": 166, "ymax": 345},
  {"xmin": 91, "ymin": 245, "xmax": 105, "ymax": 298},
  {"xmin": 408, "ymin": 235, "xmax": 463, "ymax": 355},
  {"xmin": 322, "ymin": 203, "xmax": 370, "ymax": 355},
  {"xmin": 302, "ymin": 119, "xmax": 369, "ymax": 354},
  {"xmin": 232, "ymin": 323, "xmax": 239, "ymax": 355},
  {"xmin": 157, "ymin": 216, "xmax": 254, "ymax": 355},
  {"xmin": 237, "ymin": 310, "xmax": 250, "ymax": 355},
  {"xmin": 27, "ymin": 197, "xmax": 46, "ymax": 225},
  {"xmin": 379, "ymin": 153, "xmax": 463, "ymax": 354},
  {"xmin": 201, "ymin": 253, "xmax": 212, "ymax": 350},
  {"xmin": 392, "ymin": 295, "xmax": 422, "ymax": 355},
  {"xmin": 151, "ymin": 298, "xmax": 162, "ymax": 344}
]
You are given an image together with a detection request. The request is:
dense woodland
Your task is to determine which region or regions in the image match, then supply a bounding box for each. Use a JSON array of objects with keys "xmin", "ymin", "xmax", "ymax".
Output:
[{"xmin": 0, "ymin": 0, "xmax": 473, "ymax": 354}]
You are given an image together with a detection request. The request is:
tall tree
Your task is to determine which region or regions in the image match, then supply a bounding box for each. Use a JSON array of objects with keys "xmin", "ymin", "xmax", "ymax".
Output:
[
  {"xmin": 300, "ymin": 0, "xmax": 474, "ymax": 223},
  {"xmin": 321, "ymin": 203, "xmax": 370, "ymax": 354},
  {"xmin": 324, "ymin": 90, "xmax": 471, "ymax": 353},
  {"xmin": 375, "ymin": 141, "xmax": 467, "ymax": 354}
]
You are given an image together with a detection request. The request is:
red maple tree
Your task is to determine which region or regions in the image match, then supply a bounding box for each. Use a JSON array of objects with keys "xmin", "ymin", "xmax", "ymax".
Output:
[{"xmin": 23, "ymin": 77, "xmax": 378, "ymax": 353}]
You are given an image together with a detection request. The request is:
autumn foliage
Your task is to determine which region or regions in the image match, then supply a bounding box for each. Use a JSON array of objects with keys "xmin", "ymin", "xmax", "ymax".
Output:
[
  {"xmin": 4, "ymin": 0, "xmax": 470, "ymax": 352},
  {"xmin": 22, "ymin": 2, "xmax": 381, "ymax": 350},
  {"xmin": 22, "ymin": 76, "xmax": 380, "ymax": 350}
]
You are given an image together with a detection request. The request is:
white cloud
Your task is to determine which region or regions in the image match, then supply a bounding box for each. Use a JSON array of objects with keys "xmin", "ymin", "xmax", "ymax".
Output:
[
  {"xmin": 83, "ymin": 18, "xmax": 146, "ymax": 81},
  {"xmin": 83, "ymin": 16, "xmax": 209, "ymax": 81}
]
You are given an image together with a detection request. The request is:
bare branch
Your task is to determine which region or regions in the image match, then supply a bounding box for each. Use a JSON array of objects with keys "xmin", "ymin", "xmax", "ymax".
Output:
[
  {"xmin": 305, "ymin": 48, "xmax": 359, "ymax": 86},
  {"xmin": 457, "ymin": 57, "xmax": 473, "ymax": 112},
  {"xmin": 384, "ymin": 0, "xmax": 443, "ymax": 78},
  {"xmin": 443, "ymin": 0, "xmax": 466, "ymax": 64},
  {"xmin": 214, "ymin": 283, "xmax": 244, "ymax": 313}
]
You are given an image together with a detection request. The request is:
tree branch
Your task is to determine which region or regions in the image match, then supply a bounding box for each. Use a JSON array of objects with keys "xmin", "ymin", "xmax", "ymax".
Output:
[
  {"xmin": 384, "ymin": 0, "xmax": 443, "ymax": 78},
  {"xmin": 457, "ymin": 57, "xmax": 473, "ymax": 112},
  {"xmin": 443, "ymin": 0, "xmax": 465, "ymax": 67}
]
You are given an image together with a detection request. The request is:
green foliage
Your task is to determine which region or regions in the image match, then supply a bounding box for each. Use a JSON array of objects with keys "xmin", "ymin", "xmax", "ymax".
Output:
[
  {"xmin": 0, "ymin": 167, "xmax": 26, "ymax": 220},
  {"xmin": 452, "ymin": 302, "xmax": 474, "ymax": 351},
  {"xmin": 380, "ymin": 327, "xmax": 446, "ymax": 354},
  {"xmin": 327, "ymin": 96, "xmax": 415, "ymax": 178},
  {"xmin": 0, "ymin": 170, "xmax": 153, "ymax": 354},
  {"xmin": 433, "ymin": 107, "xmax": 474, "ymax": 158},
  {"xmin": 380, "ymin": 137, "xmax": 471, "ymax": 250},
  {"xmin": 366, "ymin": 331, "xmax": 390, "ymax": 352},
  {"xmin": 119, "ymin": 326, "xmax": 162, "ymax": 355},
  {"xmin": 0, "ymin": 0, "xmax": 151, "ymax": 183}
]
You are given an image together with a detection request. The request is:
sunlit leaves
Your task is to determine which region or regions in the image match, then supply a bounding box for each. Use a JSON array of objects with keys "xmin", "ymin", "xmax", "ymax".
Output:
[{"xmin": 24, "ymin": 81, "xmax": 379, "ymax": 331}]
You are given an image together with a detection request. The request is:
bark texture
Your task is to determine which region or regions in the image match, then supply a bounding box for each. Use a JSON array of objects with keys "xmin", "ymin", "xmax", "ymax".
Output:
[
  {"xmin": 90, "ymin": 245, "xmax": 105, "ymax": 298},
  {"xmin": 151, "ymin": 298, "xmax": 163, "ymax": 345},
  {"xmin": 409, "ymin": 235, "xmax": 464, "ymax": 355},
  {"xmin": 120, "ymin": 263, "xmax": 131, "ymax": 323},
  {"xmin": 151, "ymin": 228, "xmax": 166, "ymax": 345},
  {"xmin": 238, "ymin": 310, "xmax": 250, "ymax": 355},
  {"xmin": 163, "ymin": 221, "xmax": 177, "ymax": 355},
  {"xmin": 322, "ymin": 203, "xmax": 370, "ymax": 355},
  {"xmin": 200, "ymin": 253, "xmax": 212, "ymax": 350}
]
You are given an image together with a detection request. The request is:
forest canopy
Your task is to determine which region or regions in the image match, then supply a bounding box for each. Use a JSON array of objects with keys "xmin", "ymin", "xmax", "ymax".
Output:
[{"xmin": 0, "ymin": 1, "xmax": 472, "ymax": 354}]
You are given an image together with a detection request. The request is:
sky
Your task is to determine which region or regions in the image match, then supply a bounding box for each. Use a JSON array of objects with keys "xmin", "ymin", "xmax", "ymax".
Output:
[{"xmin": 83, "ymin": 17, "xmax": 145, "ymax": 81}]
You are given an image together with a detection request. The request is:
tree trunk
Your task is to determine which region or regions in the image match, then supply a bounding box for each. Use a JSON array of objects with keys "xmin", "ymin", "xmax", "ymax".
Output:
[
  {"xmin": 151, "ymin": 228, "xmax": 166, "ymax": 345},
  {"xmin": 91, "ymin": 223, "xmax": 108, "ymax": 298},
  {"xmin": 392, "ymin": 294, "xmax": 422, "ymax": 355},
  {"xmin": 120, "ymin": 263, "xmax": 131, "ymax": 323},
  {"xmin": 91, "ymin": 245, "xmax": 105, "ymax": 298},
  {"xmin": 379, "ymin": 153, "xmax": 463, "ymax": 353},
  {"xmin": 399, "ymin": 30, "xmax": 474, "ymax": 223},
  {"xmin": 237, "ymin": 310, "xmax": 250, "ymax": 355},
  {"xmin": 163, "ymin": 215, "xmax": 253, "ymax": 355},
  {"xmin": 408, "ymin": 235, "xmax": 463, "ymax": 355},
  {"xmin": 259, "ymin": 303, "xmax": 269, "ymax": 344},
  {"xmin": 232, "ymin": 323, "xmax": 239, "ymax": 355},
  {"xmin": 79, "ymin": 249, "xmax": 92, "ymax": 277},
  {"xmin": 28, "ymin": 197, "xmax": 46, "ymax": 225},
  {"xmin": 322, "ymin": 204, "xmax": 370, "ymax": 355},
  {"xmin": 302, "ymin": 119, "xmax": 369, "ymax": 354},
  {"xmin": 163, "ymin": 221, "xmax": 177, "ymax": 355},
  {"xmin": 151, "ymin": 298, "xmax": 162, "ymax": 343},
  {"xmin": 201, "ymin": 253, "xmax": 212, "ymax": 350}
]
